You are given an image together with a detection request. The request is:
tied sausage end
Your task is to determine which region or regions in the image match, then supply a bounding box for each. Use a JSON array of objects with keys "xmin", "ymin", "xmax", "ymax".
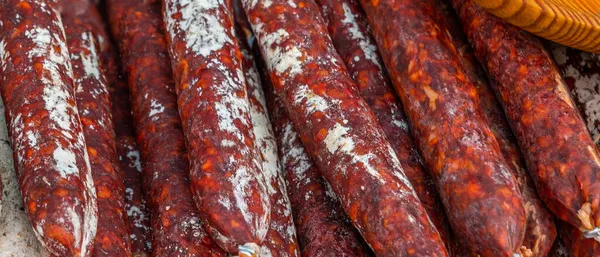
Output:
[
  {"xmin": 517, "ymin": 246, "xmax": 534, "ymax": 257},
  {"xmin": 577, "ymin": 202, "xmax": 599, "ymax": 239}
]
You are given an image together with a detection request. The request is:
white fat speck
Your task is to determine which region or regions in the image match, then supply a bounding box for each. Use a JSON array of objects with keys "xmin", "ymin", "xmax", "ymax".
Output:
[
  {"xmin": 126, "ymin": 149, "xmax": 142, "ymax": 172},
  {"xmin": 287, "ymin": 0, "xmax": 296, "ymax": 7},
  {"xmin": 221, "ymin": 139, "xmax": 236, "ymax": 147},
  {"xmin": 259, "ymin": 28, "xmax": 304, "ymax": 78},
  {"xmin": 324, "ymin": 122, "xmax": 385, "ymax": 183},
  {"xmin": 293, "ymin": 84, "xmax": 330, "ymax": 115},
  {"xmin": 149, "ymin": 99, "xmax": 165, "ymax": 119},
  {"xmin": 26, "ymin": 131, "xmax": 37, "ymax": 147},
  {"xmin": 125, "ymin": 188, "xmax": 134, "ymax": 201},
  {"xmin": 165, "ymin": 0, "xmax": 233, "ymax": 57},
  {"xmin": 340, "ymin": 3, "xmax": 381, "ymax": 68},
  {"xmin": 79, "ymin": 32, "xmax": 101, "ymax": 80},
  {"xmin": 392, "ymin": 118, "xmax": 409, "ymax": 131}
]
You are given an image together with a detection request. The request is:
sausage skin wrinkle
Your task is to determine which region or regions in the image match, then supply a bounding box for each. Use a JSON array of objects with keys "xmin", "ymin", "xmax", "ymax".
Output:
[{"xmin": 241, "ymin": 0, "xmax": 449, "ymax": 255}]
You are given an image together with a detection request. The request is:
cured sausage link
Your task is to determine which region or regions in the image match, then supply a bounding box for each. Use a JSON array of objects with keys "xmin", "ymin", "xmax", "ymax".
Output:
[
  {"xmin": 359, "ymin": 0, "xmax": 528, "ymax": 256},
  {"xmin": 314, "ymin": 0, "xmax": 452, "ymax": 248},
  {"xmin": 61, "ymin": 1, "xmax": 133, "ymax": 256},
  {"xmin": 549, "ymin": 44, "xmax": 600, "ymax": 257},
  {"xmin": 0, "ymin": 0, "xmax": 98, "ymax": 256},
  {"xmin": 259, "ymin": 55, "xmax": 372, "ymax": 257},
  {"xmin": 451, "ymin": 0, "xmax": 600, "ymax": 242},
  {"xmin": 435, "ymin": 2, "xmax": 556, "ymax": 256},
  {"xmin": 106, "ymin": 0, "xmax": 226, "ymax": 255},
  {"xmin": 162, "ymin": 0, "xmax": 270, "ymax": 253},
  {"xmin": 241, "ymin": 0, "xmax": 448, "ymax": 255},
  {"xmin": 236, "ymin": 7, "xmax": 370, "ymax": 255},
  {"xmin": 89, "ymin": 2, "xmax": 153, "ymax": 254},
  {"xmin": 233, "ymin": 15, "xmax": 300, "ymax": 257}
]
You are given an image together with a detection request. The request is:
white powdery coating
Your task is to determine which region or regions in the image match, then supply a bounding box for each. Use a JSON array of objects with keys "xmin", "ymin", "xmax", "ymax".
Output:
[
  {"xmin": 257, "ymin": 28, "xmax": 304, "ymax": 78},
  {"xmin": 125, "ymin": 148, "xmax": 143, "ymax": 172},
  {"xmin": 52, "ymin": 146, "xmax": 79, "ymax": 177},
  {"xmin": 0, "ymin": 40, "xmax": 8, "ymax": 71},
  {"xmin": 165, "ymin": 0, "xmax": 233, "ymax": 58},
  {"xmin": 0, "ymin": 99, "xmax": 49, "ymax": 256},
  {"xmin": 323, "ymin": 122, "xmax": 385, "ymax": 183},
  {"xmin": 281, "ymin": 122, "xmax": 312, "ymax": 184},
  {"xmin": 149, "ymin": 99, "xmax": 165, "ymax": 120},
  {"xmin": 340, "ymin": 3, "xmax": 381, "ymax": 69},
  {"xmin": 22, "ymin": 6, "xmax": 98, "ymax": 255},
  {"xmin": 244, "ymin": 56, "xmax": 297, "ymax": 253},
  {"xmin": 293, "ymin": 84, "xmax": 330, "ymax": 115},
  {"xmin": 245, "ymin": 54, "xmax": 279, "ymax": 195},
  {"xmin": 79, "ymin": 32, "xmax": 101, "ymax": 80}
]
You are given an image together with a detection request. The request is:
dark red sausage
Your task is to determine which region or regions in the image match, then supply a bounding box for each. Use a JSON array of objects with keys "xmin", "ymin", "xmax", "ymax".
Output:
[
  {"xmin": 0, "ymin": 0, "xmax": 98, "ymax": 256},
  {"xmin": 314, "ymin": 0, "xmax": 452, "ymax": 248},
  {"xmin": 435, "ymin": 2, "xmax": 557, "ymax": 255},
  {"xmin": 233, "ymin": 18, "xmax": 300, "ymax": 257},
  {"xmin": 61, "ymin": 1, "xmax": 132, "ymax": 255},
  {"xmin": 359, "ymin": 0, "xmax": 528, "ymax": 256},
  {"xmin": 106, "ymin": 0, "xmax": 226, "ymax": 255},
  {"xmin": 80, "ymin": 2, "xmax": 153, "ymax": 254},
  {"xmin": 162, "ymin": 0, "xmax": 270, "ymax": 253},
  {"xmin": 93, "ymin": 14, "xmax": 153, "ymax": 257},
  {"xmin": 451, "ymin": 0, "xmax": 600, "ymax": 242},
  {"xmin": 550, "ymin": 44, "xmax": 600, "ymax": 257},
  {"xmin": 241, "ymin": 0, "xmax": 448, "ymax": 255}
]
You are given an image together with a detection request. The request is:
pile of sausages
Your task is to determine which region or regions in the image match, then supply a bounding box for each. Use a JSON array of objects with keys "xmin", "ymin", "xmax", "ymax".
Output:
[{"xmin": 0, "ymin": 0, "xmax": 599, "ymax": 256}]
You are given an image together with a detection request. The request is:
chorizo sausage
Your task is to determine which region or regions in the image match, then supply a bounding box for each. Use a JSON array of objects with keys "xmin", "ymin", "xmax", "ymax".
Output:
[
  {"xmin": 434, "ymin": 2, "xmax": 557, "ymax": 255},
  {"xmin": 162, "ymin": 0, "xmax": 271, "ymax": 253},
  {"xmin": 241, "ymin": 0, "xmax": 448, "ymax": 255},
  {"xmin": 451, "ymin": 0, "xmax": 600, "ymax": 242},
  {"xmin": 258, "ymin": 53, "xmax": 372, "ymax": 257},
  {"xmin": 83, "ymin": 3, "xmax": 154, "ymax": 254},
  {"xmin": 314, "ymin": 0, "xmax": 452, "ymax": 248},
  {"xmin": 233, "ymin": 19, "xmax": 300, "ymax": 257},
  {"xmin": 549, "ymin": 44, "xmax": 600, "ymax": 257},
  {"xmin": 106, "ymin": 0, "xmax": 226, "ymax": 255},
  {"xmin": 0, "ymin": 1, "xmax": 98, "ymax": 256},
  {"xmin": 359, "ymin": 0, "xmax": 528, "ymax": 256},
  {"xmin": 61, "ymin": 2, "xmax": 132, "ymax": 256},
  {"xmin": 0, "ymin": 99, "xmax": 50, "ymax": 256},
  {"xmin": 550, "ymin": 44, "xmax": 600, "ymax": 146}
]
